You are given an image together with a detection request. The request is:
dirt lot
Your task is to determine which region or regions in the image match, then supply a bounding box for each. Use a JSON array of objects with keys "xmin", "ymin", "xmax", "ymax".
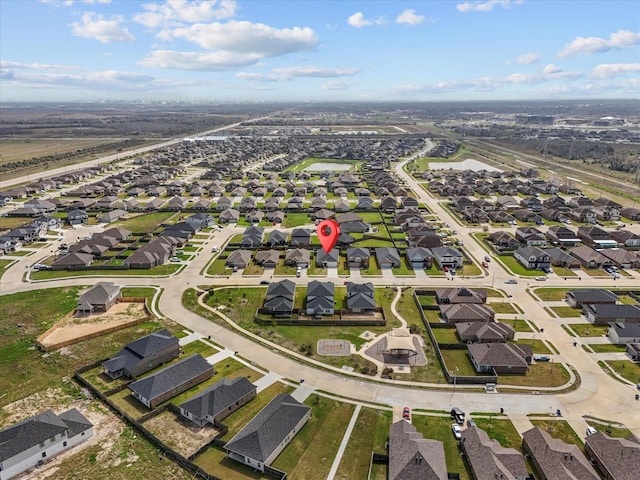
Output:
[
  {"xmin": 0, "ymin": 388, "xmax": 122, "ymax": 480},
  {"xmin": 143, "ymin": 410, "xmax": 220, "ymax": 458},
  {"xmin": 39, "ymin": 303, "xmax": 150, "ymax": 350}
]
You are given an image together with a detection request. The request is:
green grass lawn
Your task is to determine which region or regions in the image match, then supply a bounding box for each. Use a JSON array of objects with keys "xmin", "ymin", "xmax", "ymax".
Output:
[
  {"xmin": 392, "ymin": 257, "xmax": 416, "ymax": 276},
  {"xmin": 30, "ymin": 264, "xmax": 181, "ymax": 279},
  {"xmin": 530, "ymin": 419, "xmax": 583, "ymax": 446},
  {"xmin": 432, "ymin": 328, "xmax": 459, "ymax": 344},
  {"xmin": 440, "ymin": 349, "xmax": 479, "ymax": 376},
  {"xmin": 273, "ymin": 396, "xmax": 355, "ymax": 478},
  {"xmin": 274, "ymin": 259, "xmax": 297, "ymax": 275},
  {"xmin": 0, "ymin": 259, "xmax": 15, "ymax": 279},
  {"xmin": 533, "ymin": 288, "xmax": 570, "ymax": 301},
  {"xmin": 588, "ymin": 343, "xmax": 627, "ymax": 353},
  {"xmin": 500, "ymin": 363, "xmax": 570, "ymax": 388},
  {"xmin": 502, "ymin": 319, "xmax": 533, "ymax": 332},
  {"xmin": 336, "ymin": 407, "xmax": 391, "ymax": 480},
  {"xmin": 413, "ymin": 415, "xmax": 469, "ymax": 479},
  {"xmin": 282, "ymin": 213, "xmax": 311, "ymax": 228},
  {"xmin": 111, "ymin": 211, "xmax": 177, "ymax": 233},
  {"xmin": 195, "ymin": 447, "xmax": 273, "ymax": 480},
  {"xmin": 550, "ymin": 306, "xmax": 583, "ymax": 318},
  {"xmin": 602, "ymin": 360, "xmax": 640, "ymax": 384},
  {"xmin": 207, "ymin": 257, "xmax": 232, "ymax": 275},
  {"xmin": 489, "ymin": 302, "xmax": 518, "ymax": 314},
  {"xmin": 0, "ymin": 287, "xmax": 180, "ymax": 407},
  {"xmin": 498, "ymin": 256, "xmax": 545, "ymax": 276},
  {"xmin": 585, "ymin": 418, "xmax": 634, "ymax": 438},
  {"xmin": 181, "ymin": 339, "xmax": 218, "ymax": 358},
  {"xmin": 513, "ymin": 339, "xmax": 554, "ymax": 355},
  {"xmin": 472, "ymin": 418, "xmax": 522, "ymax": 449},
  {"xmin": 553, "ymin": 267, "xmax": 577, "ymax": 277},
  {"xmin": 569, "ymin": 323, "xmax": 609, "ymax": 337}
]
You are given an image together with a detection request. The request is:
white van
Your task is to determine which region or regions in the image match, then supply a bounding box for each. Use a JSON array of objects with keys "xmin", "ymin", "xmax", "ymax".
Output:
[{"xmin": 586, "ymin": 426, "xmax": 597, "ymax": 436}]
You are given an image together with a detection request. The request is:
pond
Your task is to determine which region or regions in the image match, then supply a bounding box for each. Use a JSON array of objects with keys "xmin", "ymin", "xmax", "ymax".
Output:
[
  {"xmin": 303, "ymin": 162, "xmax": 353, "ymax": 172},
  {"xmin": 429, "ymin": 158, "xmax": 502, "ymax": 172}
]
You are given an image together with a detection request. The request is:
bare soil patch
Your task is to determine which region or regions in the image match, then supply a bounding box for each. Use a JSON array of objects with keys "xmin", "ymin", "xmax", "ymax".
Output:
[
  {"xmin": 39, "ymin": 303, "xmax": 150, "ymax": 349},
  {"xmin": 143, "ymin": 410, "xmax": 220, "ymax": 458}
]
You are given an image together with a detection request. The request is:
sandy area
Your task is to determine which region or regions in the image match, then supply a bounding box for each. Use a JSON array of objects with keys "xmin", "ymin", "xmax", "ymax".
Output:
[
  {"xmin": 40, "ymin": 303, "xmax": 149, "ymax": 349},
  {"xmin": 143, "ymin": 410, "xmax": 220, "ymax": 458}
]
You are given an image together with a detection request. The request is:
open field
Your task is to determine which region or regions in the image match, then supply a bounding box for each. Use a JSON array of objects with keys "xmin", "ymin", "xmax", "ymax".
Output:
[
  {"xmin": 0, "ymin": 138, "xmax": 118, "ymax": 164},
  {"xmin": 530, "ymin": 419, "xmax": 583, "ymax": 445},
  {"xmin": 0, "ymin": 287, "xmax": 181, "ymax": 407}
]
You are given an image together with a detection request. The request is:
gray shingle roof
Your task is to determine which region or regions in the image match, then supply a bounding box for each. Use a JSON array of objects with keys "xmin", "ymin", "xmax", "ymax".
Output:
[
  {"xmin": 180, "ymin": 377, "xmax": 256, "ymax": 420},
  {"xmin": 128, "ymin": 354, "xmax": 212, "ymax": 403},
  {"xmin": 389, "ymin": 420, "xmax": 447, "ymax": 480},
  {"xmin": 461, "ymin": 426, "xmax": 527, "ymax": 480},
  {"xmin": 103, "ymin": 329, "xmax": 178, "ymax": 375},
  {"xmin": 0, "ymin": 409, "xmax": 92, "ymax": 462},
  {"xmin": 78, "ymin": 282, "xmax": 120, "ymax": 306},
  {"xmin": 585, "ymin": 431, "xmax": 640, "ymax": 480},
  {"xmin": 225, "ymin": 393, "xmax": 310, "ymax": 463}
]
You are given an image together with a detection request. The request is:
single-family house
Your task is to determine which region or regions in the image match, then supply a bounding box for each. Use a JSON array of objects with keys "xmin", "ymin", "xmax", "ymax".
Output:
[
  {"xmin": 569, "ymin": 246, "xmax": 615, "ymax": 269},
  {"xmin": 436, "ymin": 287, "xmax": 486, "ymax": 305},
  {"xmin": 406, "ymin": 247, "xmax": 433, "ymax": 269},
  {"xmin": 66, "ymin": 209, "xmax": 88, "ymax": 226},
  {"xmin": 489, "ymin": 231, "xmax": 520, "ymax": 250},
  {"xmin": 545, "ymin": 225, "xmax": 580, "ymax": 247},
  {"xmin": 102, "ymin": 329, "xmax": 180, "ymax": 379},
  {"xmin": 375, "ymin": 247, "xmax": 401, "ymax": 269},
  {"xmin": 610, "ymin": 230, "xmax": 640, "ymax": 248},
  {"xmin": 0, "ymin": 409, "xmax": 93, "ymax": 480},
  {"xmin": 543, "ymin": 248, "xmax": 581, "ymax": 269},
  {"xmin": 179, "ymin": 377, "xmax": 256, "ymax": 427},
  {"xmin": 224, "ymin": 394, "xmax": 311, "ymax": 473},
  {"xmin": 566, "ymin": 289, "xmax": 618, "ymax": 308},
  {"xmin": 76, "ymin": 282, "xmax": 121, "ymax": 316},
  {"xmin": 128, "ymin": 354, "xmax": 213, "ymax": 409},
  {"xmin": 460, "ymin": 426, "xmax": 528, "ymax": 480},
  {"xmin": 263, "ymin": 279, "xmax": 295, "ymax": 317},
  {"xmin": 582, "ymin": 304, "xmax": 640, "ymax": 325},
  {"xmin": 585, "ymin": 431, "xmax": 640, "ymax": 480},
  {"xmin": 431, "ymin": 247, "xmax": 464, "ymax": 269},
  {"xmin": 226, "ymin": 250, "xmax": 252, "ymax": 269},
  {"xmin": 599, "ymin": 248, "xmax": 640, "ymax": 269},
  {"xmin": 336, "ymin": 212, "xmax": 369, "ymax": 233},
  {"xmin": 346, "ymin": 282, "xmax": 376, "ymax": 313},
  {"xmin": 219, "ymin": 208, "xmax": 240, "ymax": 224},
  {"xmin": 513, "ymin": 246, "xmax": 551, "ymax": 270},
  {"xmin": 388, "ymin": 420, "xmax": 447, "ymax": 480},
  {"xmin": 607, "ymin": 322, "xmax": 640, "ymax": 345},
  {"xmin": 290, "ymin": 228, "xmax": 312, "ymax": 246},
  {"xmin": 254, "ymin": 250, "xmax": 280, "ymax": 269},
  {"xmin": 439, "ymin": 304, "xmax": 495, "ymax": 323},
  {"xmin": 346, "ymin": 247, "xmax": 370, "ymax": 268},
  {"xmin": 522, "ymin": 427, "xmax": 599, "ymax": 480},
  {"xmin": 285, "ymin": 248, "xmax": 310, "ymax": 267},
  {"xmin": 316, "ymin": 248, "xmax": 339, "ymax": 268},
  {"xmin": 456, "ymin": 322, "xmax": 515, "ymax": 343},
  {"xmin": 467, "ymin": 343, "xmax": 532, "ymax": 374},
  {"xmin": 306, "ymin": 281, "xmax": 335, "ymax": 316}
]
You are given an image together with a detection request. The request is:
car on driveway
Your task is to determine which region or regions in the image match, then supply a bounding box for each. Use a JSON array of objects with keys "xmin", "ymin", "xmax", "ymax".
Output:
[
  {"xmin": 451, "ymin": 424, "xmax": 462, "ymax": 440},
  {"xmin": 402, "ymin": 406, "xmax": 411, "ymax": 420}
]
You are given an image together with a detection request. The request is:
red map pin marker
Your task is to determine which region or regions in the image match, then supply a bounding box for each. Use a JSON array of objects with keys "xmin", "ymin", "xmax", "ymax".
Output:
[{"xmin": 317, "ymin": 219, "xmax": 340, "ymax": 254}]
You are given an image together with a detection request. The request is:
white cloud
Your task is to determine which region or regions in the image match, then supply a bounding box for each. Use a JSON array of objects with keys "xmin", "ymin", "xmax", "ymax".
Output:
[
  {"xmin": 140, "ymin": 49, "xmax": 262, "ymax": 70},
  {"xmin": 39, "ymin": 0, "xmax": 112, "ymax": 5},
  {"xmin": 0, "ymin": 61, "xmax": 80, "ymax": 70},
  {"xmin": 236, "ymin": 66, "xmax": 359, "ymax": 82},
  {"xmin": 347, "ymin": 12, "xmax": 385, "ymax": 28},
  {"xmin": 165, "ymin": 21, "xmax": 318, "ymax": 56},
  {"xmin": 456, "ymin": 0, "xmax": 523, "ymax": 13},
  {"xmin": 2, "ymin": 69, "xmax": 155, "ymax": 90},
  {"xmin": 508, "ymin": 52, "xmax": 540, "ymax": 65},
  {"xmin": 396, "ymin": 9, "xmax": 425, "ymax": 26},
  {"xmin": 543, "ymin": 64, "xmax": 561, "ymax": 74},
  {"xmin": 592, "ymin": 63, "xmax": 640, "ymax": 78},
  {"xmin": 134, "ymin": 0, "xmax": 237, "ymax": 28},
  {"xmin": 70, "ymin": 12, "xmax": 135, "ymax": 43},
  {"xmin": 321, "ymin": 80, "xmax": 354, "ymax": 90},
  {"xmin": 558, "ymin": 29, "xmax": 640, "ymax": 57}
]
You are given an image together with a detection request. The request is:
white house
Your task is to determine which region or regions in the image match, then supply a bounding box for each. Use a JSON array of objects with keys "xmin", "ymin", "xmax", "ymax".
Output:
[{"xmin": 0, "ymin": 409, "xmax": 93, "ymax": 480}]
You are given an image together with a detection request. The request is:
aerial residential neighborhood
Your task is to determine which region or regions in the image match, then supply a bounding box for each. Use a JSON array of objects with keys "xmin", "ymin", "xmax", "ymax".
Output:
[{"xmin": 1, "ymin": 101, "xmax": 640, "ymax": 480}]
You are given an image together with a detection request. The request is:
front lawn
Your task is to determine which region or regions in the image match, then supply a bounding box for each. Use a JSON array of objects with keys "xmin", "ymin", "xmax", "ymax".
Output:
[
  {"xmin": 413, "ymin": 415, "xmax": 470, "ymax": 479},
  {"xmin": 513, "ymin": 339, "xmax": 554, "ymax": 354},
  {"xmin": 273, "ymin": 396, "xmax": 354, "ymax": 479},
  {"xmin": 550, "ymin": 306, "xmax": 583, "ymax": 318},
  {"xmin": 501, "ymin": 363, "xmax": 570, "ymax": 388},
  {"xmin": 489, "ymin": 302, "xmax": 518, "ymax": 314},
  {"xmin": 569, "ymin": 323, "xmax": 609, "ymax": 337},
  {"xmin": 472, "ymin": 417, "xmax": 522, "ymax": 449},
  {"xmin": 602, "ymin": 360, "xmax": 640, "ymax": 384},
  {"xmin": 588, "ymin": 343, "xmax": 626, "ymax": 353},
  {"xmin": 335, "ymin": 408, "xmax": 392, "ymax": 480},
  {"xmin": 530, "ymin": 419, "xmax": 583, "ymax": 446},
  {"xmin": 282, "ymin": 213, "xmax": 311, "ymax": 228},
  {"xmin": 498, "ymin": 256, "xmax": 545, "ymax": 276},
  {"xmin": 534, "ymin": 288, "xmax": 570, "ymax": 301}
]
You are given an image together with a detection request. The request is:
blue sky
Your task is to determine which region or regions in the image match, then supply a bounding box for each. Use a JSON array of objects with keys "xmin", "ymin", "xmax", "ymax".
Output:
[{"xmin": 1, "ymin": 0, "xmax": 639, "ymax": 102}]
